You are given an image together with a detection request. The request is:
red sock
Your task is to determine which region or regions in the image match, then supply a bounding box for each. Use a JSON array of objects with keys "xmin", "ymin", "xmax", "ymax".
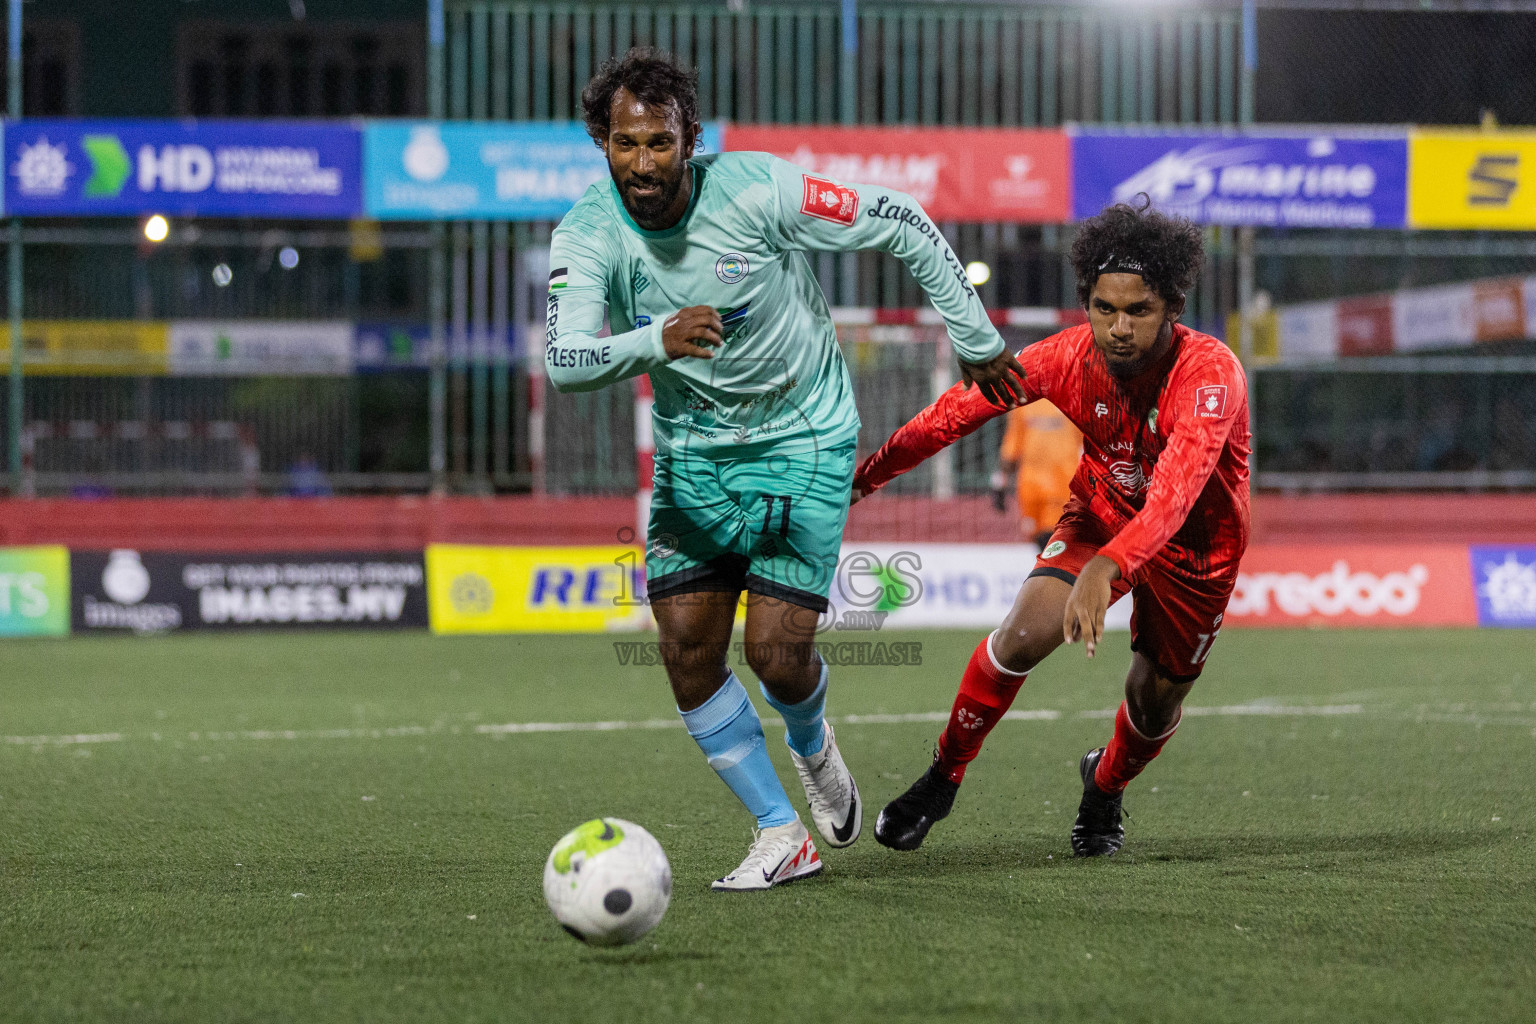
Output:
[
  {"xmin": 934, "ymin": 632, "xmax": 1029, "ymax": 783},
  {"xmin": 1093, "ymin": 701, "xmax": 1180, "ymax": 794}
]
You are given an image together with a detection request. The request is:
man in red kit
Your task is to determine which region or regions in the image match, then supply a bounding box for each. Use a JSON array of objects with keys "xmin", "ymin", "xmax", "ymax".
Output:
[{"xmin": 854, "ymin": 200, "xmax": 1251, "ymax": 857}]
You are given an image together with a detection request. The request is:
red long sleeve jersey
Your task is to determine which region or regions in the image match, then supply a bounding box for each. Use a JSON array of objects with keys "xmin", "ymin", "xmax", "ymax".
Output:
[{"xmin": 854, "ymin": 323, "xmax": 1251, "ymax": 580}]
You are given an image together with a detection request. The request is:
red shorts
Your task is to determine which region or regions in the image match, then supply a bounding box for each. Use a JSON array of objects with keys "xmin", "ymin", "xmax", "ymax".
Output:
[{"xmin": 1031, "ymin": 508, "xmax": 1237, "ymax": 683}]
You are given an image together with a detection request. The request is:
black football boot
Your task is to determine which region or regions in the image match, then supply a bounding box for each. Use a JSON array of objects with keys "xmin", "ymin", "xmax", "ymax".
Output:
[
  {"xmin": 1071, "ymin": 747, "xmax": 1126, "ymax": 857},
  {"xmin": 875, "ymin": 758, "xmax": 959, "ymax": 851}
]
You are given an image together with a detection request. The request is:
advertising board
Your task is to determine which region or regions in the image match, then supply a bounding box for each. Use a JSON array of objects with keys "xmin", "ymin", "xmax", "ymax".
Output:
[
  {"xmin": 0, "ymin": 320, "xmax": 169, "ymax": 375},
  {"xmin": 821, "ymin": 542, "xmax": 1131, "ymax": 632},
  {"xmin": 1072, "ymin": 130, "xmax": 1408, "ymax": 228},
  {"xmin": 69, "ymin": 550, "xmax": 428, "ymax": 633},
  {"xmin": 426, "ymin": 544, "xmax": 646, "ymax": 634},
  {"xmin": 353, "ymin": 322, "xmax": 516, "ymax": 370},
  {"xmin": 168, "ymin": 322, "xmax": 355, "ymax": 376},
  {"xmin": 364, "ymin": 122, "xmax": 723, "ymax": 220},
  {"xmin": 0, "ymin": 546, "xmax": 70, "ymax": 637},
  {"xmin": 1227, "ymin": 545, "xmax": 1476, "ymax": 628},
  {"xmin": 722, "ymin": 125, "xmax": 1071, "ymax": 223},
  {"xmin": 1408, "ymin": 130, "xmax": 1536, "ymax": 230},
  {"xmin": 1469, "ymin": 546, "xmax": 1536, "ymax": 628},
  {"xmin": 5, "ymin": 119, "xmax": 362, "ymax": 218}
]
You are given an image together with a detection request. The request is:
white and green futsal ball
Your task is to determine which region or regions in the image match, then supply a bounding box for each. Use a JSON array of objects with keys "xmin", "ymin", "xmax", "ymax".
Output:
[{"xmin": 543, "ymin": 818, "xmax": 672, "ymax": 946}]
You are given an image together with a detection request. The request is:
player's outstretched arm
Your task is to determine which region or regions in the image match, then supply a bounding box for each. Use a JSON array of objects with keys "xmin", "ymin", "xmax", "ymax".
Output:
[
  {"xmin": 545, "ymin": 231, "xmax": 673, "ymax": 394},
  {"xmin": 763, "ymin": 157, "xmax": 1015, "ymax": 376},
  {"xmin": 852, "ymin": 376, "xmax": 1016, "ymax": 500},
  {"xmin": 959, "ymin": 348, "xmax": 1028, "ymax": 408}
]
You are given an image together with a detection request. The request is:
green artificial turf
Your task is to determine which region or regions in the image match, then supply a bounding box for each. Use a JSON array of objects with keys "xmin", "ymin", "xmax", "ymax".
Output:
[{"xmin": 2, "ymin": 629, "xmax": 1533, "ymax": 1023}]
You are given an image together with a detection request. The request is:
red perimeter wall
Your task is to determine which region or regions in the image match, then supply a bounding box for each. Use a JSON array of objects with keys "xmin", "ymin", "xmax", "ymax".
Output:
[{"xmin": 1, "ymin": 492, "xmax": 1533, "ymax": 550}]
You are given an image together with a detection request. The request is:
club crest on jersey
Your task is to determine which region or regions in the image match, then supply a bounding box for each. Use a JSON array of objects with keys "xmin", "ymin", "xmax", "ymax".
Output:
[
  {"xmin": 800, "ymin": 175, "xmax": 859, "ymax": 225},
  {"xmin": 1041, "ymin": 540, "xmax": 1067, "ymax": 558},
  {"xmin": 1109, "ymin": 460, "xmax": 1149, "ymax": 495},
  {"xmin": 1194, "ymin": 384, "xmax": 1228, "ymax": 419},
  {"xmin": 715, "ymin": 252, "xmax": 750, "ymax": 284}
]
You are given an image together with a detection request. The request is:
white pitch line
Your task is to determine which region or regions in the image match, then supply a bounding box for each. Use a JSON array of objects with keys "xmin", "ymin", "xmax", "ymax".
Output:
[
  {"xmin": 3, "ymin": 732, "xmax": 125, "ymax": 746},
  {"xmin": 477, "ymin": 718, "xmax": 682, "ymax": 735},
  {"xmin": 473, "ymin": 704, "xmax": 1354, "ymax": 735},
  {"xmin": 0, "ymin": 702, "xmax": 1412, "ymax": 749},
  {"xmin": 195, "ymin": 726, "xmax": 436, "ymax": 741},
  {"xmin": 838, "ymin": 710, "xmax": 1062, "ymax": 725}
]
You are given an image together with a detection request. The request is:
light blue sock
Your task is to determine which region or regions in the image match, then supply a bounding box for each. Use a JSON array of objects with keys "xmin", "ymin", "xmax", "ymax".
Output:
[
  {"xmin": 760, "ymin": 659, "xmax": 829, "ymax": 758},
  {"xmin": 679, "ymin": 672, "xmax": 797, "ymax": 829}
]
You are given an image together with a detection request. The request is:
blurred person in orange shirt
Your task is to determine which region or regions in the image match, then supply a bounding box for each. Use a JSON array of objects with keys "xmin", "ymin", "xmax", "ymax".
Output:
[{"xmin": 991, "ymin": 400, "xmax": 1082, "ymax": 549}]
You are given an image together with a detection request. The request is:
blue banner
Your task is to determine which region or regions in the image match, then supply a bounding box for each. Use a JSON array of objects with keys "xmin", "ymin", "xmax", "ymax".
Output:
[
  {"xmin": 4, "ymin": 119, "xmax": 362, "ymax": 218},
  {"xmin": 1071, "ymin": 130, "xmax": 1408, "ymax": 229},
  {"xmin": 363, "ymin": 121, "xmax": 724, "ymax": 220},
  {"xmin": 1469, "ymin": 545, "xmax": 1536, "ymax": 628},
  {"xmin": 354, "ymin": 322, "xmax": 518, "ymax": 370}
]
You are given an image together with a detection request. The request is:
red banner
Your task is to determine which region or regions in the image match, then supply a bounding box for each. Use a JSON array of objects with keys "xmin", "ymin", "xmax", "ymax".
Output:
[
  {"xmin": 1336, "ymin": 294, "xmax": 1395, "ymax": 356},
  {"xmin": 1227, "ymin": 544, "xmax": 1477, "ymax": 628},
  {"xmin": 722, "ymin": 125, "xmax": 1071, "ymax": 223},
  {"xmin": 1473, "ymin": 278, "xmax": 1526, "ymax": 342}
]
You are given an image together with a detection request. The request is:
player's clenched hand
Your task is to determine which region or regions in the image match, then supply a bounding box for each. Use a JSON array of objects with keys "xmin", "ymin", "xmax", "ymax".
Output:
[
  {"xmin": 1063, "ymin": 555, "xmax": 1122, "ymax": 658},
  {"xmin": 958, "ymin": 348, "xmax": 1027, "ymax": 408},
  {"xmin": 662, "ymin": 305, "xmax": 723, "ymax": 360}
]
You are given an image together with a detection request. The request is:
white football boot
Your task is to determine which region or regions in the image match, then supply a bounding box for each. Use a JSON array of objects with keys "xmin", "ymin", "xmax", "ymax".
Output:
[
  {"xmin": 789, "ymin": 721, "xmax": 862, "ymax": 848},
  {"xmin": 710, "ymin": 816, "xmax": 823, "ymax": 892}
]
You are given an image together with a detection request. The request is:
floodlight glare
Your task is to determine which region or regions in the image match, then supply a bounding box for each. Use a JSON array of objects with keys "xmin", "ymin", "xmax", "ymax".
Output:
[
  {"xmin": 212, "ymin": 263, "xmax": 234, "ymax": 287},
  {"xmin": 965, "ymin": 260, "xmax": 991, "ymax": 286},
  {"xmin": 278, "ymin": 246, "xmax": 300, "ymax": 270},
  {"xmin": 143, "ymin": 215, "xmax": 170, "ymax": 243}
]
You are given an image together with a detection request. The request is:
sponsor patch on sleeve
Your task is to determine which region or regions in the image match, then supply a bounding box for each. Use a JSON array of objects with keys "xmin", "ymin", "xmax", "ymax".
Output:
[
  {"xmin": 1194, "ymin": 384, "xmax": 1228, "ymax": 419},
  {"xmin": 548, "ymin": 267, "xmax": 569, "ymax": 290},
  {"xmin": 800, "ymin": 175, "xmax": 859, "ymax": 226}
]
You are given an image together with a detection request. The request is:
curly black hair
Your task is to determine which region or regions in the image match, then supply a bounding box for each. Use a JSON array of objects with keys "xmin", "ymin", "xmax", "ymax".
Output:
[
  {"xmin": 581, "ymin": 48, "xmax": 700, "ymax": 149},
  {"xmin": 1069, "ymin": 197, "xmax": 1205, "ymax": 310}
]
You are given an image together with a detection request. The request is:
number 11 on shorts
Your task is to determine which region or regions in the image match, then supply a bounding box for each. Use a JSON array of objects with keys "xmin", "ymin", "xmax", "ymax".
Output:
[
  {"xmin": 1190, "ymin": 613, "xmax": 1224, "ymax": 666},
  {"xmin": 762, "ymin": 495, "xmax": 792, "ymax": 536}
]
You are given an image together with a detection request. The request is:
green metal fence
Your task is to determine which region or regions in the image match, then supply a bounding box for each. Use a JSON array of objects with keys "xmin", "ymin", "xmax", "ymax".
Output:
[
  {"xmin": 435, "ymin": 2, "xmax": 1244, "ymax": 495},
  {"xmin": 1253, "ymin": 357, "xmax": 1536, "ymax": 490},
  {"xmin": 17, "ymin": 3, "xmax": 1527, "ymax": 497},
  {"xmin": 443, "ymin": 2, "xmax": 1242, "ymax": 126}
]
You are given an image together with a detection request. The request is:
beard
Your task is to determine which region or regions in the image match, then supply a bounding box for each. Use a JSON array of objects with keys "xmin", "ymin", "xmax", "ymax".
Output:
[
  {"xmin": 613, "ymin": 164, "xmax": 687, "ymax": 226},
  {"xmin": 1105, "ymin": 349, "xmax": 1157, "ymax": 380},
  {"xmin": 1103, "ymin": 323, "xmax": 1174, "ymax": 380}
]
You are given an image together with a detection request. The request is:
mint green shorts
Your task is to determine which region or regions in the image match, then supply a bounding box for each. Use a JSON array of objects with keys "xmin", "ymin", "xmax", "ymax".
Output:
[{"xmin": 644, "ymin": 441, "xmax": 855, "ymax": 612}]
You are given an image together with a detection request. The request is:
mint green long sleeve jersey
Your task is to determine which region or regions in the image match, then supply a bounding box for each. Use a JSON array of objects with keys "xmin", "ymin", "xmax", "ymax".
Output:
[{"xmin": 544, "ymin": 151, "xmax": 1006, "ymax": 459}]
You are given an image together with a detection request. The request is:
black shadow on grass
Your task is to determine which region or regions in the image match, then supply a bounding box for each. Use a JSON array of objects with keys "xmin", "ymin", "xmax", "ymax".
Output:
[
  {"xmin": 835, "ymin": 825, "xmax": 1498, "ymax": 878},
  {"xmin": 577, "ymin": 947, "xmax": 719, "ymax": 966},
  {"xmin": 836, "ymin": 837, "xmax": 1064, "ymax": 879},
  {"xmin": 1124, "ymin": 826, "xmax": 1499, "ymax": 865}
]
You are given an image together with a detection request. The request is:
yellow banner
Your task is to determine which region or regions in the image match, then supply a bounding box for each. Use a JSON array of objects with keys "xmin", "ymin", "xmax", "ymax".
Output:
[
  {"xmin": 1409, "ymin": 130, "xmax": 1536, "ymax": 230},
  {"xmin": 426, "ymin": 544, "xmax": 647, "ymax": 634},
  {"xmin": 1223, "ymin": 309, "xmax": 1279, "ymax": 363},
  {"xmin": 0, "ymin": 321, "xmax": 170, "ymax": 375}
]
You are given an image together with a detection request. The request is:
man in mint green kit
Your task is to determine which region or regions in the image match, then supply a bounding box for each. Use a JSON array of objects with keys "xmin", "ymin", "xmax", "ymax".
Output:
[{"xmin": 547, "ymin": 49, "xmax": 1023, "ymax": 890}]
